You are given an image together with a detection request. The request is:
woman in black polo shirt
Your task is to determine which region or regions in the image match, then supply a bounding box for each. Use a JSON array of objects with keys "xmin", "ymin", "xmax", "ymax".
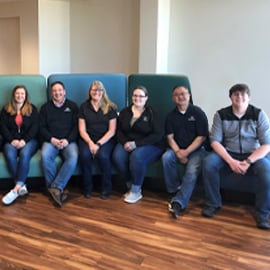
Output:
[{"xmin": 78, "ymin": 81, "xmax": 117, "ymax": 199}]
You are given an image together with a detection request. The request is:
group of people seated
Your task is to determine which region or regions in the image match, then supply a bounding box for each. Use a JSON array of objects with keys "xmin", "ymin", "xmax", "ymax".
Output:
[{"xmin": 1, "ymin": 81, "xmax": 270, "ymax": 230}]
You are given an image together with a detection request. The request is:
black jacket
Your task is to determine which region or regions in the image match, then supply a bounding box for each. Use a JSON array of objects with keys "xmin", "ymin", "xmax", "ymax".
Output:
[
  {"xmin": 0, "ymin": 104, "xmax": 39, "ymax": 143},
  {"xmin": 116, "ymin": 105, "xmax": 164, "ymax": 148},
  {"xmin": 39, "ymin": 99, "xmax": 78, "ymax": 143}
]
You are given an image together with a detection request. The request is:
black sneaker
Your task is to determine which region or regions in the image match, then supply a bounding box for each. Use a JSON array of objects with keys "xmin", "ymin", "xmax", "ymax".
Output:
[
  {"xmin": 201, "ymin": 206, "xmax": 220, "ymax": 218},
  {"xmin": 168, "ymin": 201, "xmax": 183, "ymax": 219},
  {"xmin": 167, "ymin": 190, "xmax": 179, "ymax": 201},
  {"xmin": 48, "ymin": 187, "xmax": 62, "ymax": 207},
  {"xmin": 256, "ymin": 219, "xmax": 270, "ymax": 230},
  {"xmin": 100, "ymin": 192, "xmax": 110, "ymax": 200},
  {"xmin": 84, "ymin": 192, "xmax": 92, "ymax": 199}
]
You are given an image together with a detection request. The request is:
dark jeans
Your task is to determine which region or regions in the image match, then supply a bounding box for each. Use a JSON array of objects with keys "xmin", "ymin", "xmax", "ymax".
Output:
[
  {"xmin": 112, "ymin": 143, "xmax": 163, "ymax": 191},
  {"xmin": 162, "ymin": 148, "xmax": 205, "ymax": 208},
  {"xmin": 203, "ymin": 151, "xmax": 270, "ymax": 220},
  {"xmin": 41, "ymin": 142, "xmax": 78, "ymax": 192},
  {"xmin": 79, "ymin": 138, "xmax": 115, "ymax": 194}
]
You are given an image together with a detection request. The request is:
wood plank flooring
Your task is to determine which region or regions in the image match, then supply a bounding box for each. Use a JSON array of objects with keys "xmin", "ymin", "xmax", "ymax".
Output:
[{"xmin": 0, "ymin": 186, "xmax": 269, "ymax": 270}]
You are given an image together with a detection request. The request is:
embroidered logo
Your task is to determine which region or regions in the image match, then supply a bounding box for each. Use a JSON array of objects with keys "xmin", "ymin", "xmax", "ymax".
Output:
[
  {"xmin": 188, "ymin": 116, "xmax": 196, "ymax": 121},
  {"xmin": 143, "ymin": 116, "xmax": 149, "ymax": 122},
  {"xmin": 64, "ymin": 107, "xmax": 72, "ymax": 112}
]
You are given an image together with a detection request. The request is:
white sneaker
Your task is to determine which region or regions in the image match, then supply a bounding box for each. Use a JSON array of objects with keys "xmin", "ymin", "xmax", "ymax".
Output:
[
  {"xmin": 124, "ymin": 191, "xmax": 142, "ymax": 203},
  {"xmin": 18, "ymin": 185, "xmax": 28, "ymax": 196},
  {"xmin": 123, "ymin": 191, "xmax": 129, "ymax": 198},
  {"xmin": 168, "ymin": 203, "xmax": 174, "ymax": 213},
  {"xmin": 2, "ymin": 190, "xmax": 19, "ymax": 205},
  {"xmin": 123, "ymin": 189, "xmax": 141, "ymax": 198}
]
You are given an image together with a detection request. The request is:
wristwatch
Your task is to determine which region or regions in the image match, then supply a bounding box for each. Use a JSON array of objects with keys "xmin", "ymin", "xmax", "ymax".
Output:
[
  {"xmin": 96, "ymin": 142, "xmax": 102, "ymax": 147},
  {"xmin": 245, "ymin": 158, "xmax": 252, "ymax": 165}
]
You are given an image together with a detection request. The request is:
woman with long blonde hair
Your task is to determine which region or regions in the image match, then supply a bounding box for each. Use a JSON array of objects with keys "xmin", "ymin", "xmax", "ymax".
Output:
[{"xmin": 78, "ymin": 81, "xmax": 117, "ymax": 199}]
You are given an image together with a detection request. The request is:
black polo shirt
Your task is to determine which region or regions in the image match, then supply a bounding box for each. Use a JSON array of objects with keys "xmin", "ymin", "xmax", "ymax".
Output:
[
  {"xmin": 165, "ymin": 104, "xmax": 208, "ymax": 149},
  {"xmin": 78, "ymin": 101, "xmax": 117, "ymax": 142}
]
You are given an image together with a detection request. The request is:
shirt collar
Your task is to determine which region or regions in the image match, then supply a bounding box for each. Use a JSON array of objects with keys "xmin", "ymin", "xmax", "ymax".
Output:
[{"xmin": 52, "ymin": 98, "xmax": 66, "ymax": 108}]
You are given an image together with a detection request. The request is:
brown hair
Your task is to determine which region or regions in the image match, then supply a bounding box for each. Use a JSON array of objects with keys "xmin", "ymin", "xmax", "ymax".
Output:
[
  {"xmin": 132, "ymin": 85, "xmax": 148, "ymax": 96},
  {"xmin": 5, "ymin": 85, "xmax": 33, "ymax": 115},
  {"xmin": 229, "ymin": 83, "xmax": 250, "ymax": 97}
]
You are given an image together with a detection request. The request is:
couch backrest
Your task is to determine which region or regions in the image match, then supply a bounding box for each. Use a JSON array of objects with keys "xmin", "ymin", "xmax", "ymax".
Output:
[
  {"xmin": 0, "ymin": 75, "xmax": 47, "ymax": 110},
  {"xmin": 47, "ymin": 73, "xmax": 127, "ymax": 111},
  {"xmin": 128, "ymin": 74, "xmax": 192, "ymax": 126}
]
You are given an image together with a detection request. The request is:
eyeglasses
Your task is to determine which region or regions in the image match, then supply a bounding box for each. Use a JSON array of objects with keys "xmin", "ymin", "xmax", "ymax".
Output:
[
  {"xmin": 133, "ymin": 94, "xmax": 147, "ymax": 98},
  {"xmin": 173, "ymin": 92, "xmax": 189, "ymax": 97},
  {"xmin": 91, "ymin": 88, "xmax": 103, "ymax": 92}
]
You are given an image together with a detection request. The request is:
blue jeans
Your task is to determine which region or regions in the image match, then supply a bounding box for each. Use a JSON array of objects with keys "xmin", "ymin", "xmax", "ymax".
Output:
[
  {"xmin": 41, "ymin": 142, "xmax": 78, "ymax": 192},
  {"xmin": 162, "ymin": 148, "xmax": 205, "ymax": 208},
  {"xmin": 3, "ymin": 139, "xmax": 38, "ymax": 186},
  {"xmin": 112, "ymin": 143, "xmax": 163, "ymax": 192},
  {"xmin": 79, "ymin": 139, "xmax": 115, "ymax": 194},
  {"xmin": 203, "ymin": 151, "xmax": 270, "ymax": 220}
]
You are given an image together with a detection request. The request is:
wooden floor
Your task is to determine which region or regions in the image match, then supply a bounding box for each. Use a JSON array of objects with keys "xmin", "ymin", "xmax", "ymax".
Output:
[{"xmin": 0, "ymin": 186, "xmax": 270, "ymax": 270}]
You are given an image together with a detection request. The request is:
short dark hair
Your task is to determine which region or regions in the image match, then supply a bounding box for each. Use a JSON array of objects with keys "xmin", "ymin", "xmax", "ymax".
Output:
[
  {"xmin": 50, "ymin": 81, "xmax": 65, "ymax": 89},
  {"xmin": 172, "ymin": 85, "xmax": 190, "ymax": 94},
  {"xmin": 133, "ymin": 85, "xmax": 148, "ymax": 96},
  {"xmin": 229, "ymin": 83, "xmax": 250, "ymax": 97}
]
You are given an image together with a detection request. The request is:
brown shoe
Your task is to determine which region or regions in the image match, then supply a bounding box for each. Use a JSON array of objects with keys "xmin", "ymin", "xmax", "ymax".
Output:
[{"xmin": 48, "ymin": 187, "xmax": 62, "ymax": 207}]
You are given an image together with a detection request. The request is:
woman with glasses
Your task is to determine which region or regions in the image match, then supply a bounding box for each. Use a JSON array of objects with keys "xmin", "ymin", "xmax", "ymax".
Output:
[
  {"xmin": 78, "ymin": 81, "xmax": 117, "ymax": 199},
  {"xmin": 112, "ymin": 86, "xmax": 164, "ymax": 203}
]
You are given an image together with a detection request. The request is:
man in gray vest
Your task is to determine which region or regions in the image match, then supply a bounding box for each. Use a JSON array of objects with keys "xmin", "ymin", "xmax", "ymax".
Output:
[{"xmin": 202, "ymin": 83, "xmax": 270, "ymax": 230}]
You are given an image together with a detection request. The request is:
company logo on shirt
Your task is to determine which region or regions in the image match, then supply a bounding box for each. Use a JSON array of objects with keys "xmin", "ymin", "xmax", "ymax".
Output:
[
  {"xmin": 188, "ymin": 116, "xmax": 196, "ymax": 121},
  {"xmin": 143, "ymin": 116, "xmax": 149, "ymax": 122},
  {"xmin": 64, "ymin": 107, "xmax": 72, "ymax": 112}
]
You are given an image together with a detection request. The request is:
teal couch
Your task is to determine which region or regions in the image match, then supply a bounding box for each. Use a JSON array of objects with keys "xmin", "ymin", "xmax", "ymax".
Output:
[
  {"xmin": 127, "ymin": 74, "xmax": 191, "ymax": 186},
  {"xmin": 47, "ymin": 73, "xmax": 127, "ymax": 175},
  {"xmin": 0, "ymin": 73, "xmax": 256, "ymax": 200},
  {"xmin": 128, "ymin": 74, "xmax": 256, "ymax": 196},
  {"xmin": 0, "ymin": 73, "xmax": 127, "ymax": 189},
  {"xmin": 0, "ymin": 75, "xmax": 47, "ymax": 180},
  {"xmin": 0, "ymin": 73, "xmax": 190, "ymax": 191}
]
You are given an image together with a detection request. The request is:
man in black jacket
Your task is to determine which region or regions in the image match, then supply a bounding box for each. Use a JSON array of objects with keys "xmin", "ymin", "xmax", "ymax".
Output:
[{"xmin": 40, "ymin": 81, "xmax": 79, "ymax": 206}]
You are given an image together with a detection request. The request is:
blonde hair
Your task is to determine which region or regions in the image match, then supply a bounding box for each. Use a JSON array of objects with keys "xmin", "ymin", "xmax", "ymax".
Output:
[
  {"xmin": 5, "ymin": 85, "xmax": 33, "ymax": 116},
  {"xmin": 88, "ymin": 80, "xmax": 117, "ymax": 114}
]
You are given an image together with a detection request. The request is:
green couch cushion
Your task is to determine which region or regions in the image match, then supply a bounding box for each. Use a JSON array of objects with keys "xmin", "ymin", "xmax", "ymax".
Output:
[
  {"xmin": 0, "ymin": 75, "xmax": 47, "ymax": 180},
  {"xmin": 128, "ymin": 74, "xmax": 192, "ymax": 178},
  {"xmin": 0, "ymin": 75, "xmax": 47, "ymax": 110},
  {"xmin": 128, "ymin": 74, "xmax": 192, "ymax": 126}
]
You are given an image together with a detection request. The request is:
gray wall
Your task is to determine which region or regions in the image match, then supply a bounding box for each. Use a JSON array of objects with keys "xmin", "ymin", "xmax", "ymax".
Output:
[
  {"xmin": 168, "ymin": 0, "xmax": 270, "ymax": 124},
  {"xmin": 1, "ymin": 0, "xmax": 270, "ymax": 124}
]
